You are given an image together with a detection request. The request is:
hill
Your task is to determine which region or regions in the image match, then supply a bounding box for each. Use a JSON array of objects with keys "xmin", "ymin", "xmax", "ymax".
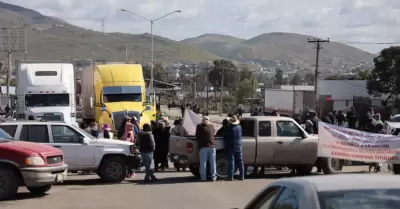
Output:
[
  {"xmin": 181, "ymin": 32, "xmax": 375, "ymax": 71},
  {"xmin": 0, "ymin": 1, "xmax": 221, "ymax": 65}
]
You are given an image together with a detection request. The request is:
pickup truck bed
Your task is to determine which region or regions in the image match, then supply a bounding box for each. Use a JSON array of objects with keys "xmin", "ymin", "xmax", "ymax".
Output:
[{"xmin": 169, "ymin": 116, "xmax": 344, "ymax": 179}]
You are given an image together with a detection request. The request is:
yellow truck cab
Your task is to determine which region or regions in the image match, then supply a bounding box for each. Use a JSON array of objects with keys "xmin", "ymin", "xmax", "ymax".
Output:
[{"xmin": 80, "ymin": 63, "xmax": 151, "ymax": 131}]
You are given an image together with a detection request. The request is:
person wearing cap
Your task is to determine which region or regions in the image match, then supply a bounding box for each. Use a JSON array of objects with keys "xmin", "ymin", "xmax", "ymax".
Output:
[
  {"xmin": 99, "ymin": 124, "xmax": 113, "ymax": 139},
  {"xmin": 195, "ymin": 115, "xmax": 216, "ymax": 181},
  {"xmin": 223, "ymin": 116, "xmax": 244, "ymax": 181}
]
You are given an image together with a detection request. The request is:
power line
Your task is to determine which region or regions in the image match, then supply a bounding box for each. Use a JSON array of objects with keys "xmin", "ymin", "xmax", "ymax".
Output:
[{"xmin": 332, "ymin": 40, "xmax": 400, "ymax": 45}]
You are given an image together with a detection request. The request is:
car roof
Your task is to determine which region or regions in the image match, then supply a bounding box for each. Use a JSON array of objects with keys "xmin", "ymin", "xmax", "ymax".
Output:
[
  {"xmin": 241, "ymin": 116, "xmax": 294, "ymax": 121},
  {"xmin": 272, "ymin": 174, "xmax": 400, "ymax": 192},
  {"xmin": 0, "ymin": 120, "xmax": 67, "ymax": 125}
]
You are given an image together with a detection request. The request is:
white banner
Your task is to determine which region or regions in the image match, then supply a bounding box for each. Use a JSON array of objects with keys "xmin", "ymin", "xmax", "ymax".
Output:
[
  {"xmin": 181, "ymin": 108, "xmax": 221, "ymax": 136},
  {"xmin": 318, "ymin": 122, "xmax": 400, "ymax": 163}
]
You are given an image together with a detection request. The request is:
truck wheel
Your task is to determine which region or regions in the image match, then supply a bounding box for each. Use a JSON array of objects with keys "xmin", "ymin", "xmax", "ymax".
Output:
[
  {"xmin": 216, "ymin": 152, "xmax": 229, "ymax": 179},
  {"xmin": 189, "ymin": 165, "xmax": 200, "ymax": 178},
  {"xmin": 392, "ymin": 164, "xmax": 400, "ymax": 174},
  {"xmin": 296, "ymin": 165, "xmax": 313, "ymax": 176},
  {"xmin": 26, "ymin": 185, "xmax": 52, "ymax": 196},
  {"xmin": 319, "ymin": 158, "xmax": 344, "ymax": 174},
  {"xmin": 0, "ymin": 168, "xmax": 19, "ymax": 200},
  {"xmin": 98, "ymin": 157, "xmax": 127, "ymax": 183}
]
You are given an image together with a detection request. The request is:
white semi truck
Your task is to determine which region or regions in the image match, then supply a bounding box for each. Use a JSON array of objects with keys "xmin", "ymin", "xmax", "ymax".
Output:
[{"xmin": 15, "ymin": 60, "xmax": 77, "ymax": 124}]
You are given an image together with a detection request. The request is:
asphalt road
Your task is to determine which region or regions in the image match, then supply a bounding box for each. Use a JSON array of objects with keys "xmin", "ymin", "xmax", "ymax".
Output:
[{"xmin": 1, "ymin": 166, "xmax": 381, "ymax": 209}]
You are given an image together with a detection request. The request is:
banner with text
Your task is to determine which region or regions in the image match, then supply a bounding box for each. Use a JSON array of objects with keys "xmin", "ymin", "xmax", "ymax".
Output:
[{"xmin": 318, "ymin": 122, "xmax": 400, "ymax": 163}]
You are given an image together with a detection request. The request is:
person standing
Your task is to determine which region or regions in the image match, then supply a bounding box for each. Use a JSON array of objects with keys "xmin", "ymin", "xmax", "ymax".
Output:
[
  {"xmin": 89, "ymin": 122, "xmax": 99, "ymax": 138},
  {"xmin": 346, "ymin": 107, "xmax": 358, "ymax": 129},
  {"xmin": 137, "ymin": 123, "xmax": 157, "ymax": 182},
  {"xmin": 195, "ymin": 116, "xmax": 216, "ymax": 182},
  {"xmin": 99, "ymin": 124, "xmax": 113, "ymax": 139},
  {"xmin": 131, "ymin": 117, "xmax": 140, "ymax": 136},
  {"xmin": 337, "ymin": 110, "xmax": 345, "ymax": 126},
  {"xmin": 224, "ymin": 116, "xmax": 244, "ymax": 181}
]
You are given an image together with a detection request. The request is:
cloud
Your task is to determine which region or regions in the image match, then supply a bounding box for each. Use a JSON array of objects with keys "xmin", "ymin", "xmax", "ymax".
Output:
[{"xmin": 2, "ymin": 0, "xmax": 400, "ymax": 53}]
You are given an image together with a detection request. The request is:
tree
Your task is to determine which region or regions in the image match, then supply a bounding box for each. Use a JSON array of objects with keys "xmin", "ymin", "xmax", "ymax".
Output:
[
  {"xmin": 357, "ymin": 70, "xmax": 371, "ymax": 80},
  {"xmin": 290, "ymin": 73, "xmax": 302, "ymax": 85},
  {"xmin": 367, "ymin": 46, "xmax": 400, "ymax": 97},
  {"xmin": 143, "ymin": 64, "xmax": 166, "ymax": 82},
  {"xmin": 274, "ymin": 68, "xmax": 284, "ymax": 85},
  {"xmin": 235, "ymin": 78, "xmax": 257, "ymax": 104},
  {"xmin": 325, "ymin": 75, "xmax": 340, "ymax": 80},
  {"xmin": 208, "ymin": 59, "xmax": 236, "ymax": 91},
  {"xmin": 304, "ymin": 73, "xmax": 315, "ymax": 85},
  {"xmin": 239, "ymin": 68, "xmax": 253, "ymax": 82}
]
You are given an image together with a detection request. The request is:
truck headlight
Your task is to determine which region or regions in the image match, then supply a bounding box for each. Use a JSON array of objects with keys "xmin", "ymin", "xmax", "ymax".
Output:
[{"xmin": 25, "ymin": 156, "xmax": 45, "ymax": 165}]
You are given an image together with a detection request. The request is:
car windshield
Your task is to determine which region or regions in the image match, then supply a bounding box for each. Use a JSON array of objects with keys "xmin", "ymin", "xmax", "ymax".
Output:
[
  {"xmin": 0, "ymin": 128, "xmax": 15, "ymax": 142},
  {"xmin": 389, "ymin": 116, "xmax": 400, "ymax": 122},
  {"xmin": 319, "ymin": 189, "xmax": 400, "ymax": 209}
]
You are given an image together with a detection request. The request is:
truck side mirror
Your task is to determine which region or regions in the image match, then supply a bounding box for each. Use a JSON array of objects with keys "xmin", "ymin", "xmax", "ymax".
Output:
[
  {"xmin": 145, "ymin": 105, "xmax": 151, "ymax": 111},
  {"xmin": 140, "ymin": 105, "xmax": 151, "ymax": 116}
]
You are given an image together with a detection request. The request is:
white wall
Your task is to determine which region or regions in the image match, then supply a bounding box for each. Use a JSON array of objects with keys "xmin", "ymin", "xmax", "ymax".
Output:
[{"xmin": 319, "ymin": 80, "xmax": 369, "ymax": 100}]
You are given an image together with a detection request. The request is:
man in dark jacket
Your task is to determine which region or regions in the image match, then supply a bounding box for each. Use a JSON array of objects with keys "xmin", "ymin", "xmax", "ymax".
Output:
[
  {"xmin": 195, "ymin": 116, "xmax": 216, "ymax": 181},
  {"xmin": 346, "ymin": 107, "xmax": 358, "ymax": 129},
  {"xmin": 223, "ymin": 116, "xmax": 244, "ymax": 181},
  {"xmin": 336, "ymin": 111, "xmax": 345, "ymax": 126},
  {"xmin": 137, "ymin": 123, "xmax": 157, "ymax": 182}
]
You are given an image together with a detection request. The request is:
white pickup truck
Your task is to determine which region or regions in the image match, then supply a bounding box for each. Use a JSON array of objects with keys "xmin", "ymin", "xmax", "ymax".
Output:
[
  {"xmin": 0, "ymin": 120, "xmax": 141, "ymax": 183},
  {"xmin": 169, "ymin": 116, "xmax": 343, "ymax": 178}
]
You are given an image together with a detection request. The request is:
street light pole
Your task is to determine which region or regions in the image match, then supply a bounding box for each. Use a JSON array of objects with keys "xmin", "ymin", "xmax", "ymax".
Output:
[
  {"xmin": 151, "ymin": 21, "xmax": 154, "ymax": 92},
  {"xmin": 121, "ymin": 9, "xmax": 181, "ymax": 93}
]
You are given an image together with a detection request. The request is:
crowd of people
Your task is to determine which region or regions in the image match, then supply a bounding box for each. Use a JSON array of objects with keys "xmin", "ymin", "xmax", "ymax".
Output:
[{"xmin": 85, "ymin": 115, "xmax": 172, "ymax": 182}]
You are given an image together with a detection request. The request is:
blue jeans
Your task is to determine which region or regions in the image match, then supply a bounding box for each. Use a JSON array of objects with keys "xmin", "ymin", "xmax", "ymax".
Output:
[
  {"xmin": 141, "ymin": 152, "xmax": 156, "ymax": 180},
  {"xmin": 227, "ymin": 151, "xmax": 244, "ymax": 179},
  {"xmin": 199, "ymin": 147, "xmax": 216, "ymax": 180}
]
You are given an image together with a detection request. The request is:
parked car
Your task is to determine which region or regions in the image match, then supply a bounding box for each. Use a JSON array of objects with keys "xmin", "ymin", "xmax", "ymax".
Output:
[
  {"xmin": 243, "ymin": 174, "xmax": 400, "ymax": 209},
  {"xmin": 0, "ymin": 120, "xmax": 141, "ymax": 183},
  {"xmin": 169, "ymin": 116, "xmax": 343, "ymax": 178},
  {"xmin": 0, "ymin": 128, "xmax": 68, "ymax": 200}
]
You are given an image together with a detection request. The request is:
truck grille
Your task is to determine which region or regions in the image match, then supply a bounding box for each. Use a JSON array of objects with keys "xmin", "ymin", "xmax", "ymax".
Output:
[
  {"xmin": 46, "ymin": 155, "xmax": 63, "ymax": 164},
  {"xmin": 112, "ymin": 111, "xmax": 140, "ymax": 131}
]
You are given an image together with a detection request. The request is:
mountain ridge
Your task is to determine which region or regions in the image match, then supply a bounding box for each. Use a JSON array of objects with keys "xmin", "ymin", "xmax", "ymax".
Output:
[{"xmin": 0, "ymin": 1, "xmax": 375, "ymax": 72}]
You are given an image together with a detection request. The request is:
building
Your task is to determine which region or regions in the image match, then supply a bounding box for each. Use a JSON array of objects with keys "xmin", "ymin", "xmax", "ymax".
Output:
[{"xmin": 269, "ymin": 80, "xmax": 383, "ymax": 112}]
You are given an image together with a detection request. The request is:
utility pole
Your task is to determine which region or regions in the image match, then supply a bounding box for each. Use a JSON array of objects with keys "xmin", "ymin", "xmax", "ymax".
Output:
[
  {"xmin": 0, "ymin": 28, "xmax": 27, "ymax": 101},
  {"xmin": 308, "ymin": 38, "xmax": 329, "ymax": 114},
  {"xmin": 250, "ymin": 72, "xmax": 255, "ymax": 113},
  {"xmin": 192, "ymin": 65, "xmax": 197, "ymax": 99},
  {"xmin": 206, "ymin": 67, "xmax": 209, "ymax": 111},
  {"xmin": 219, "ymin": 67, "xmax": 225, "ymax": 116}
]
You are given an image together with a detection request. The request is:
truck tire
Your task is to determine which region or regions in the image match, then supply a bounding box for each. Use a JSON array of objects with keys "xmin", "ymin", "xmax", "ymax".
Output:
[
  {"xmin": 296, "ymin": 165, "xmax": 313, "ymax": 176},
  {"xmin": 0, "ymin": 168, "xmax": 19, "ymax": 200},
  {"xmin": 216, "ymin": 152, "xmax": 229, "ymax": 179},
  {"xmin": 189, "ymin": 165, "xmax": 200, "ymax": 178},
  {"xmin": 98, "ymin": 156, "xmax": 127, "ymax": 183},
  {"xmin": 26, "ymin": 185, "xmax": 52, "ymax": 196},
  {"xmin": 319, "ymin": 158, "xmax": 344, "ymax": 174},
  {"xmin": 392, "ymin": 164, "xmax": 400, "ymax": 174}
]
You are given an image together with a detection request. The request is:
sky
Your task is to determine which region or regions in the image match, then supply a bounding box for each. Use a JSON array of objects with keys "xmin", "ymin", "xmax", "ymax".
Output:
[{"xmin": 3, "ymin": 0, "xmax": 400, "ymax": 53}]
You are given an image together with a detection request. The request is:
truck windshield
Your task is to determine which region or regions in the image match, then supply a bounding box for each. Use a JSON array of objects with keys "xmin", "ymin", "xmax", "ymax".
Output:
[
  {"xmin": 103, "ymin": 94, "xmax": 142, "ymax": 102},
  {"xmin": 25, "ymin": 94, "xmax": 69, "ymax": 107}
]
